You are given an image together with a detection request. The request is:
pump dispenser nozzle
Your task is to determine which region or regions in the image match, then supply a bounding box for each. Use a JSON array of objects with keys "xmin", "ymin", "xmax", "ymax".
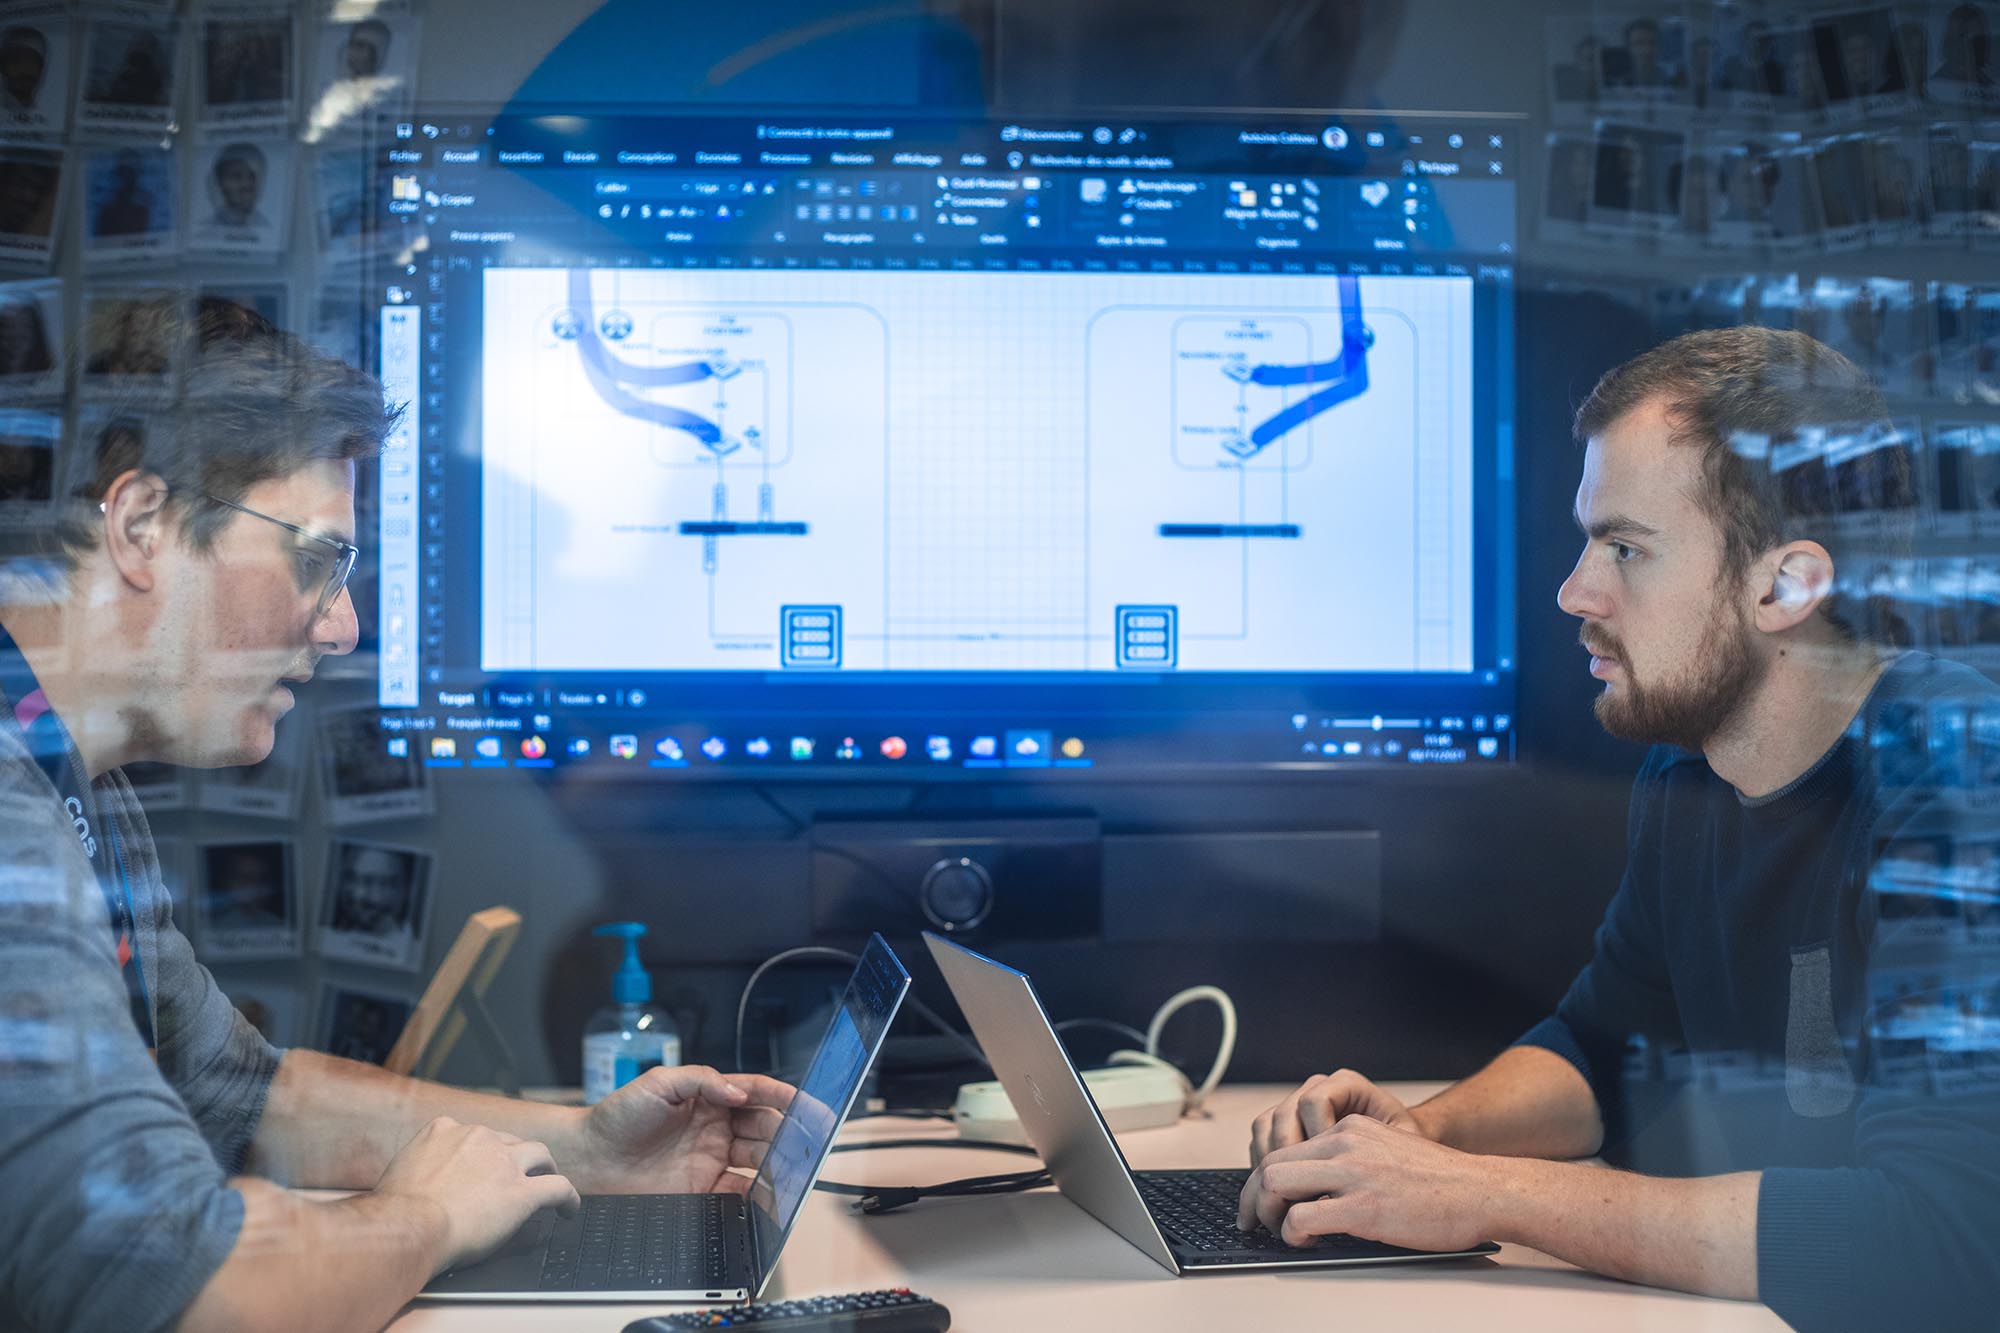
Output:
[{"xmin": 593, "ymin": 921, "xmax": 652, "ymax": 1004}]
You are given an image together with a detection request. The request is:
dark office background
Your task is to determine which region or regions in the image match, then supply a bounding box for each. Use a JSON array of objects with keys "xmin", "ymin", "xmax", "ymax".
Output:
[
  {"xmin": 428, "ymin": 0, "xmax": 1653, "ymax": 1088},
  {"xmin": 18, "ymin": 0, "xmax": 1981, "ymax": 1091}
]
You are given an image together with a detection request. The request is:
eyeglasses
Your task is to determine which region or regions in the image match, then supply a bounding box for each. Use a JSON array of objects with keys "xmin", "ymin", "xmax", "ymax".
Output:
[{"xmin": 201, "ymin": 492, "xmax": 360, "ymax": 623}]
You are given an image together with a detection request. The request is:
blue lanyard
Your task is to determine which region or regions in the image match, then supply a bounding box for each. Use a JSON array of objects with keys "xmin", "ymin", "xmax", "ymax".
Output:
[{"xmin": 0, "ymin": 625, "xmax": 156, "ymax": 1054}]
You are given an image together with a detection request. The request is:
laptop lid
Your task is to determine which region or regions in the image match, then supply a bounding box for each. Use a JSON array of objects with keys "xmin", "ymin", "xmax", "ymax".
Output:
[
  {"xmin": 923, "ymin": 931, "xmax": 1179, "ymax": 1273},
  {"xmin": 743, "ymin": 932, "xmax": 911, "ymax": 1296}
]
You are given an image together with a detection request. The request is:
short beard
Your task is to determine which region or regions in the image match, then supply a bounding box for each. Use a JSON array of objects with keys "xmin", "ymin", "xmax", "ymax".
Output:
[{"xmin": 1587, "ymin": 588, "xmax": 1768, "ymax": 753}]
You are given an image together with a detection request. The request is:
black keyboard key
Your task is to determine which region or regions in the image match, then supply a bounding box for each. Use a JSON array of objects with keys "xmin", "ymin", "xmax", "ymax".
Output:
[
  {"xmin": 540, "ymin": 1194, "xmax": 740, "ymax": 1290},
  {"xmin": 625, "ymin": 1288, "xmax": 950, "ymax": 1331}
]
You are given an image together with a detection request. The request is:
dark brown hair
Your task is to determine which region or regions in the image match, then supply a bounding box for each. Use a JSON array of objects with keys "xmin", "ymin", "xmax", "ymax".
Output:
[
  {"xmin": 1572, "ymin": 325, "xmax": 1907, "ymax": 639},
  {"xmin": 55, "ymin": 293, "xmax": 397, "ymax": 570}
]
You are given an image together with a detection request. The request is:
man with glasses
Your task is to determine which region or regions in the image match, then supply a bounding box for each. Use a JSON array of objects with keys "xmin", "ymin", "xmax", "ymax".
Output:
[{"xmin": 0, "ymin": 296, "xmax": 793, "ymax": 1331}]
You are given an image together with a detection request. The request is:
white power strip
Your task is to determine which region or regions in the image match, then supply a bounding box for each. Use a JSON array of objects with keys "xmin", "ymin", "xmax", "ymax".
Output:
[{"xmin": 952, "ymin": 1064, "xmax": 1188, "ymax": 1146}]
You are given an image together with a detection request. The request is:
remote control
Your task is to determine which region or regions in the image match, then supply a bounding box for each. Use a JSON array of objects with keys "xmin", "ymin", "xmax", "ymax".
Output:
[{"xmin": 622, "ymin": 1288, "xmax": 950, "ymax": 1332}]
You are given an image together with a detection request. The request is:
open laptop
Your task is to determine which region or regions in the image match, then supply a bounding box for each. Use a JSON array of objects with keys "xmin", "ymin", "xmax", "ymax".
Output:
[
  {"xmin": 422, "ymin": 933, "xmax": 910, "ymax": 1302},
  {"xmin": 924, "ymin": 932, "xmax": 1498, "ymax": 1275}
]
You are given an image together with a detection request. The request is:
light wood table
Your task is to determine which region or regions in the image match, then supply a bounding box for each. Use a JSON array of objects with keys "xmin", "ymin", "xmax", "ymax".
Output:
[{"xmin": 388, "ymin": 1083, "xmax": 1785, "ymax": 1332}]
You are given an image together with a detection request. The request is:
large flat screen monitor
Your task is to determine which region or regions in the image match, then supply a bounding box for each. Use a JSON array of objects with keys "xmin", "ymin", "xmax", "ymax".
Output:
[{"xmin": 361, "ymin": 107, "xmax": 1519, "ymax": 778}]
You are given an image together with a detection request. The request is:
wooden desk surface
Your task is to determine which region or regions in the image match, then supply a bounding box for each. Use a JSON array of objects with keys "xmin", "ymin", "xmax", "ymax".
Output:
[{"xmin": 388, "ymin": 1083, "xmax": 1785, "ymax": 1332}]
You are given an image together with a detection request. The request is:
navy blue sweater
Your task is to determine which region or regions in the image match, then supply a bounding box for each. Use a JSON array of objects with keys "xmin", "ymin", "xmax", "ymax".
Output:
[{"xmin": 1518, "ymin": 652, "xmax": 2000, "ymax": 1332}]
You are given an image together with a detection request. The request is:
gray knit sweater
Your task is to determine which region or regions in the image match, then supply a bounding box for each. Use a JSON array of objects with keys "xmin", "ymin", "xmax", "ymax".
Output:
[{"xmin": 0, "ymin": 693, "xmax": 282, "ymax": 1332}]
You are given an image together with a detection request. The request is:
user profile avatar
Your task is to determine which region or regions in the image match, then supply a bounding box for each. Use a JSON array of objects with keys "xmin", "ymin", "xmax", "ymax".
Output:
[
  {"xmin": 319, "ymin": 703, "xmax": 434, "ymax": 824},
  {"xmin": 193, "ymin": 140, "xmax": 288, "ymax": 257},
  {"xmin": 0, "ymin": 149, "xmax": 61, "ymax": 248},
  {"xmin": 339, "ymin": 19, "xmax": 391, "ymax": 80},
  {"xmin": 1, "ymin": 24, "xmax": 48, "ymax": 112},
  {"xmin": 87, "ymin": 147, "xmax": 170, "ymax": 240},
  {"xmin": 83, "ymin": 22, "xmax": 173, "ymax": 109},
  {"xmin": 0, "ymin": 283, "xmax": 58, "ymax": 385},
  {"xmin": 313, "ymin": 13, "xmax": 418, "ymax": 130},
  {"xmin": 317, "ymin": 984, "xmax": 412, "ymax": 1067},
  {"xmin": 201, "ymin": 14, "xmax": 288, "ymax": 113},
  {"xmin": 1, "ymin": 19, "xmax": 70, "ymax": 134},
  {"xmin": 0, "ymin": 408, "xmax": 57, "ymax": 515},
  {"xmin": 318, "ymin": 839, "xmax": 433, "ymax": 970},
  {"xmin": 208, "ymin": 142, "xmax": 269, "ymax": 228},
  {"xmin": 196, "ymin": 839, "xmax": 299, "ymax": 960}
]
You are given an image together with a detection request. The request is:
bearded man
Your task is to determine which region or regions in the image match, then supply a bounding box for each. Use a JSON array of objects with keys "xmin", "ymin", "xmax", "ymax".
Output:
[{"xmin": 1237, "ymin": 327, "xmax": 1999, "ymax": 1332}]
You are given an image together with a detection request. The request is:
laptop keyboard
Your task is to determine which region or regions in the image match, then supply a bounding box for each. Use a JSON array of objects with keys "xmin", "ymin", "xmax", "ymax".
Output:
[
  {"xmin": 540, "ymin": 1193, "xmax": 741, "ymax": 1291},
  {"xmin": 1135, "ymin": 1170, "xmax": 1382, "ymax": 1257}
]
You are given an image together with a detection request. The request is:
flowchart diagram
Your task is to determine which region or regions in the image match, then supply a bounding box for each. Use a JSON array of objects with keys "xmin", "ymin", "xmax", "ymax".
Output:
[
  {"xmin": 480, "ymin": 267, "xmax": 887, "ymax": 671},
  {"xmin": 1086, "ymin": 272, "xmax": 1473, "ymax": 673},
  {"xmin": 478, "ymin": 267, "xmax": 1473, "ymax": 675}
]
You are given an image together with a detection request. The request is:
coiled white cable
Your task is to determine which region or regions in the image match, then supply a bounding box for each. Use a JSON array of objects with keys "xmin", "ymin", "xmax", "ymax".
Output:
[{"xmin": 1105, "ymin": 984, "xmax": 1238, "ymax": 1115}]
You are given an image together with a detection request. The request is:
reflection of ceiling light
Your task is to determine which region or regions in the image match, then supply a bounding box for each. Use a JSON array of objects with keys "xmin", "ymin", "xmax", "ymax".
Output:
[{"xmin": 302, "ymin": 73, "xmax": 413, "ymax": 144}]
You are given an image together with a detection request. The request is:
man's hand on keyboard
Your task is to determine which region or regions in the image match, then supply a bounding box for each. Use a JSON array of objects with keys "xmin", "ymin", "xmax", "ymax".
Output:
[
  {"xmin": 374, "ymin": 1116, "xmax": 581, "ymax": 1271},
  {"xmin": 571, "ymin": 1065, "xmax": 797, "ymax": 1195},
  {"xmin": 1247, "ymin": 1069, "xmax": 1427, "ymax": 1166},
  {"xmin": 1236, "ymin": 1113, "xmax": 1494, "ymax": 1254}
]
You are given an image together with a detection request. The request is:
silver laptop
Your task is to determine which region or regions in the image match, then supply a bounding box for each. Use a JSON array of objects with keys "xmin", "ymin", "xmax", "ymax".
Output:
[
  {"xmin": 422, "ymin": 933, "xmax": 910, "ymax": 1302},
  {"xmin": 924, "ymin": 932, "xmax": 1498, "ymax": 1275}
]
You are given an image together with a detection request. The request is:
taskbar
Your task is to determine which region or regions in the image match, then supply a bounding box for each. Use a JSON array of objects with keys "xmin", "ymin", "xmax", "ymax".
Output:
[{"xmin": 376, "ymin": 708, "xmax": 1517, "ymax": 775}]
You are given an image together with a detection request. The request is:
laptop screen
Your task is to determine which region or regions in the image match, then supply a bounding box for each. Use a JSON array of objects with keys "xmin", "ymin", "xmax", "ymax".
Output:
[{"xmin": 746, "ymin": 933, "xmax": 908, "ymax": 1277}]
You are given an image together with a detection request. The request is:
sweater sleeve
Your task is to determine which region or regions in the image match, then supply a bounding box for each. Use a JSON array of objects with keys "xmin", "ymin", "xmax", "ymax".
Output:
[
  {"xmin": 111, "ymin": 774, "xmax": 282, "ymax": 1175},
  {"xmin": 1513, "ymin": 748, "xmax": 1686, "ymax": 1150},
  {"xmin": 0, "ymin": 786, "xmax": 246, "ymax": 1333},
  {"xmin": 1755, "ymin": 1084, "xmax": 2000, "ymax": 1332},
  {"xmin": 1756, "ymin": 666, "xmax": 2000, "ymax": 1332}
]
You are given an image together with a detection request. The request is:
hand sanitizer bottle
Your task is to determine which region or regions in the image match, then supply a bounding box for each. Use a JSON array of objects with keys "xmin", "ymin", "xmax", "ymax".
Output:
[{"xmin": 582, "ymin": 922, "xmax": 680, "ymax": 1104}]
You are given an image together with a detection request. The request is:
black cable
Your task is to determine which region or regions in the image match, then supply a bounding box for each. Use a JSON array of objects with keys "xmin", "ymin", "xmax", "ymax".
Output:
[
  {"xmin": 734, "ymin": 945, "xmax": 991, "ymax": 1074},
  {"xmin": 1054, "ymin": 1017, "xmax": 1149, "ymax": 1050},
  {"xmin": 813, "ymin": 1138, "xmax": 1050, "ymax": 1214},
  {"xmin": 746, "ymin": 784, "xmax": 810, "ymax": 837}
]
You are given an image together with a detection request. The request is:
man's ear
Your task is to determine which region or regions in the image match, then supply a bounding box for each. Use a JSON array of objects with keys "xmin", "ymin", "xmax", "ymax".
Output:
[
  {"xmin": 1754, "ymin": 540, "xmax": 1835, "ymax": 634},
  {"xmin": 99, "ymin": 469, "xmax": 171, "ymax": 593}
]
